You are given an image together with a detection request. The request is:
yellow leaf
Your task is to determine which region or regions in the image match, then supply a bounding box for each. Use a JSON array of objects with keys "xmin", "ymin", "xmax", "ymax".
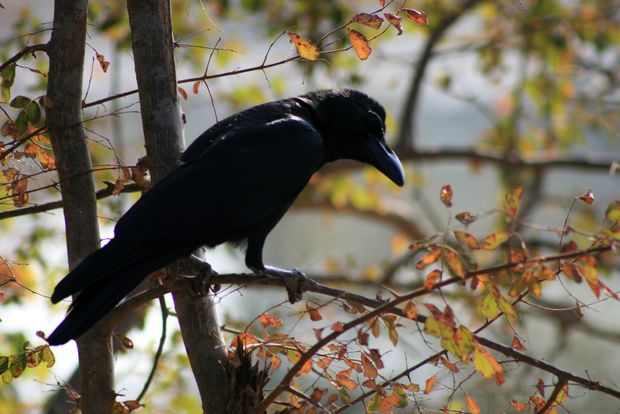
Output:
[
  {"xmin": 444, "ymin": 250, "xmax": 467, "ymax": 278},
  {"xmin": 481, "ymin": 231, "xmax": 510, "ymax": 250},
  {"xmin": 347, "ymin": 28, "xmax": 372, "ymax": 60},
  {"xmin": 288, "ymin": 32, "xmax": 320, "ymax": 61},
  {"xmin": 454, "ymin": 230, "xmax": 480, "ymax": 250}
]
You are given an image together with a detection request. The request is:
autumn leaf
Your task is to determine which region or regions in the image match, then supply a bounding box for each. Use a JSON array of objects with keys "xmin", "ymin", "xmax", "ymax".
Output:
[
  {"xmin": 512, "ymin": 336, "xmax": 526, "ymax": 351},
  {"xmin": 403, "ymin": 300, "xmax": 418, "ymax": 319},
  {"xmin": 95, "ymin": 51, "xmax": 110, "ymax": 73},
  {"xmin": 336, "ymin": 368, "xmax": 358, "ymax": 391},
  {"xmin": 391, "ymin": 233, "xmax": 408, "ymax": 254},
  {"xmin": 306, "ymin": 303, "xmax": 323, "ymax": 321},
  {"xmin": 444, "ymin": 250, "xmax": 467, "ymax": 278},
  {"xmin": 455, "ymin": 211, "xmax": 477, "ymax": 225},
  {"xmin": 510, "ymin": 399, "xmax": 529, "ymax": 411},
  {"xmin": 440, "ymin": 184, "xmax": 453, "ymax": 207},
  {"xmin": 352, "ymin": 13, "xmax": 384, "ymax": 30},
  {"xmin": 605, "ymin": 200, "xmax": 620, "ymax": 224},
  {"xmin": 347, "ymin": 28, "xmax": 372, "ymax": 60},
  {"xmin": 454, "ymin": 230, "xmax": 480, "ymax": 250},
  {"xmin": 481, "ymin": 231, "xmax": 510, "ymax": 250},
  {"xmin": 230, "ymin": 332, "xmax": 259, "ymax": 347},
  {"xmin": 504, "ymin": 186, "xmax": 524, "ymax": 219},
  {"xmin": 361, "ymin": 353, "xmax": 379, "ymax": 379},
  {"xmin": 177, "ymin": 87, "xmax": 188, "ymax": 100},
  {"xmin": 402, "ymin": 8, "xmax": 429, "ymax": 25},
  {"xmin": 416, "ymin": 247, "xmax": 442, "ymax": 270},
  {"xmin": 561, "ymin": 263, "xmax": 583, "ymax": 283},
  {"xmin": 424, "ymin": 269, "xmax": 442, "ymax": 290},
  {"xmin": 579, "ymin": 189, "xmax": 594, "ymax": 205},
  {"xmin": 258, "ymin": 313, "xmax": 283, "ymax": 328},
  {"xmin": 466, "ymin": 395, "xmax": 481, "ymax": 414},
  {"xmin": 473, "ymin": 345, "xmax": 503, "ymax": 382},
  {"xmin": 288, "ymin": 32, "xmax": 320, "ymax": 61},
  {"xmin": 423, "ymin": 375, "xmax": 436, "ymax": 394},
  {"xmin": 440, "ymin": 357, "xmax": 459, "ymax": 373},
  {"xmin": 384, "ymin": 13, "xmax": 403, "ymax": 35}
]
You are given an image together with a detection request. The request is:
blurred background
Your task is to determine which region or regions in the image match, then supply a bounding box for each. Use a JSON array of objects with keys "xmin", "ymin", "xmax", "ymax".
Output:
[{"xmin": 0, "ymin": 0, "xmax": 619, "ymax": 412}]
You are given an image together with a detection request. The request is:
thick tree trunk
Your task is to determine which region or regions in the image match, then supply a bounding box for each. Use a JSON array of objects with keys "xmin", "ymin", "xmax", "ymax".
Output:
[
  {"xmin": 46, "ymin": 1, "xmax": 115, "ymax": 413},
  {"xmin": 126, "ymin": 1, "xmax": 231, "ymax": 412}
]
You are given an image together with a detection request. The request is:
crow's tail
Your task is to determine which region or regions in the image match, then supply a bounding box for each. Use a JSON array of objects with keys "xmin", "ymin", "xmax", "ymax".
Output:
[{"xmin": 48, "ymin": 240, "xmax": 176, "ymax": 346}]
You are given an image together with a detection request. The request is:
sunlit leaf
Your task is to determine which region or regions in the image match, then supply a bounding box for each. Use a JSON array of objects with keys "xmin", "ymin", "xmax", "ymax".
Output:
[
  {"xmin": 424, "ymin": 269, "xmax": 441, "ymax": 290},
  {"xmin": 288, "ymin": 32, "xmax": 320, "ymax": 61},
  {"xmin": 384, "ymin": 13, "xmax": 403, "ymax": 35},
  {"xmin": 416, "ymin": 247, "xmax": 442, "ymax": 270},
  {"xmin": 578, "ymin": 189, "xmax": 594, "ymax": 205},
  {"xmin": 454, "ymin": 230, "xmax": 480, "ymax": 250},
  {"xmin": 402, "ymin": 8, "xmax": 429, "ymax": 25},
  {"xmin": 481, "ymin": 231, "xmax": 510, "ymax": 250},
  {"xmin": 440, "ymin": 184, "xmax": 453, "ymax": 207},
  {"xmin": 258, "ymin": 313, "xmax": 283, "ymax": 328},
  {"xmin": 347, "ymin": 28, "xmax": 372, "ymax": 60},
  {"xmin": 444, "ymin": 250, "xmax": 467, "ymax": 278},
  {"xmin": 423, "ymin": 375, "xmax": 436, "ymax": 394},
  {"xmin": 352, "ymin": 13, "xmax": 384, "ymax": 30}
]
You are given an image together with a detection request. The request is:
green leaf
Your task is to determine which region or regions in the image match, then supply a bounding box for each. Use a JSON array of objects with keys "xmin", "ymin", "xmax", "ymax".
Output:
[
  {"xmin": 25, "ymin": 101, "xmax": 41, "ymax": 124},
  {"xmin": 1, "ymin": 63, "xmax": 16, "ymax": 87},
  {"xmin": 15, "ymin": 110, "xmax": 28, "ymax": 132},
  {"xmin": 38, "ymin": 346, "xmax": 55, "ymax": 368},
  {"xmin": 10, "ymin": 95, "xmax": 30, "ymax": 108},
  {"xmin": 0, "ymin": 356, "xmax": 8, "ymax": 373},
  {"xmin": 9, "ymin": 355, "xmax": 26, "ymax": 379},
  {"xmin": 1, "ymin": 85, "xmax": 10, "ymax": 102}
]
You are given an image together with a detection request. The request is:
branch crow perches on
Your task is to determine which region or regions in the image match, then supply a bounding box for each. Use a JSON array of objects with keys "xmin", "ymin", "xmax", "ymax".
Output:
[{"xmin": 47, "ymin": 89, "xmax": 405, "ymax": 345}]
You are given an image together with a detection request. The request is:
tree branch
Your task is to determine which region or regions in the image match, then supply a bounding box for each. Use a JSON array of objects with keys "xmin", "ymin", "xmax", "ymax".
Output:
[{"xmin": 0, "ymin": 43, "xmax": 47, "ymax": 74}]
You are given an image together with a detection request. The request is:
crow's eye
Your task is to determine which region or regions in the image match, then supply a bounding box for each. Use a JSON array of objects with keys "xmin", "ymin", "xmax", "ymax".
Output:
[{"xmin": 366, "ymin": 112, "xmax": 384, "ymax": 137}]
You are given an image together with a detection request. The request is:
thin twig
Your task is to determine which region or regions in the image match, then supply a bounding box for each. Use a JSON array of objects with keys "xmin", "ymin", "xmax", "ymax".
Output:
[{"xmin": 136, "ymin": 296, "xmax": 168, "ymax": 402}]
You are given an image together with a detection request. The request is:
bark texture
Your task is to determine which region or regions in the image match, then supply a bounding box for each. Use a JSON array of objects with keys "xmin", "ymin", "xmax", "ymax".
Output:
[
  {"xmin": 46, "ymin": 1, "xmax": 115, "ymax": 413},
  {"xmin": 126, "ymin": 0, "xmax": 231, "ymax": 412}
]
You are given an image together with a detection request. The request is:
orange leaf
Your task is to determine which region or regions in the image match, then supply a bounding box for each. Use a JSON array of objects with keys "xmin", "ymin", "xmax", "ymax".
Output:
[
  {"xmin": 361, "ymin": 353, "xmax": 379, "ymax": 379},
  {"xmin": 230, "ymin": 332, "xmax": 259, "ymax": 347},
  {"xmin": 416, "ymin": 247, "xmax": 443, "ymax": 270},
  {"xmin": 258, "ymin": 313, "xmax": 283, "ymax": 328},
  {"xmin": 504, "ymin": 186, "xmax": 524, "ymax": 219},
  {"xmin": 402, "ymin": 8, "xmax": 429, "ymax": 25},
  {"xmin": 466, "ymin": 395, "xmax": 481, "ymax": 414},
  {"xmin": 288, "ymin": 32, "xmax": 320, "ymax": 61},
  {"xmin": 424, "ymin": 269, "xmax": 442, "ymax": 290},
  {"xmin": 481, "ymin": 231, "xmax": 510, "ymax": 250},
  {"xmin": 352, "ymin": 13, "xmax": 384, "ymax": 30},
  {"xmin": 561, "ymin": 263, "xmax": 583, "ymax": 283},
  {"xmin": 512, "ymin": 336, "xmax": 526, "ymax": 351},
  {"xmin": 440, "ymin": 357, "xmax": 459, "ymax": 373},
  {"xmin": 455, "ymin": 211, "xmax": 477, "ymax": 225},
  {"xmin": 579, "ymin": 189, "xmax": 594, "ymax": 205},
  {"xmin": 347, "ymin": 28, "xmax": 372, "ymax": 60},
  {"xmin": 306, "ymin": 303, "xmax": 323, "ymax": 321},
  {"xmin": 383, "ymin": 13, "xmax": 403, "ymax": 35},
  {"xmin": 424, "ymin": 375, "xmax": 436, "ymax": 394},
  {"xmin": 336, "ymin": 369, "xmax": 358, "ymax": 391},
  {"xmin": 444, "ymin": 250, "xmax": 466, "ymax": 278},
  {"xmin": 95, "ymin": 51, "xmax": 110, "ymax": 73},
  {"xmin": 177, "ymin": 87, "xmax": 188, "ymax": 100},
  {"xmin": 391, "ymin": 233, "xmax": 408, "ymax": 254},
  {"xmin": 454, "ymin": 230, "xmax": 480, "ymax": 250},
  {"xmin": 510, "ymin": 399, "xmax": 529, "ymax": 411},
  {"xmin": 403, "ymin": 300, "xmax": 418, "ymax": 319},
  {"xmin": 332, "ymin": 321, "xmax": 345, "ymax": 332},
  {"xmin": 440, "ymin": 184, "xmax": 453, "ymax": 207}
]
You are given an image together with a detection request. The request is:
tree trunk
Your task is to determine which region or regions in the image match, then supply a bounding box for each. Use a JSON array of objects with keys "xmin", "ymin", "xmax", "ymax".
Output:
[
  {"xmin": 46, "ymin": 1, "xmax": 115, "ymax": 413},
  {"xmin": 126, "ymin": 0, "xmax": 231, "ymax": 412}
]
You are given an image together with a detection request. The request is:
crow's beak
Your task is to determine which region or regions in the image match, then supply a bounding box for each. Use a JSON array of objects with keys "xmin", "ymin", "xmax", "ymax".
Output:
[{"xmin": 366, "ymin": 137, "xmax": 405, "ymax": 187}]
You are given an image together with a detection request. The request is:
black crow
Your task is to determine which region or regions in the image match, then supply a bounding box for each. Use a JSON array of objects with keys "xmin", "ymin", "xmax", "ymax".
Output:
[{"xmin": 47, "ymin": 89, "xmax": 404, "ymax": 345}]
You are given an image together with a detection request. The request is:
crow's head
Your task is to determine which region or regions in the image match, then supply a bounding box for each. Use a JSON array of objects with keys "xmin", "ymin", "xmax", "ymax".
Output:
[{"xmin": 303, "ymin": 89, "xmax": 405, "ymax": 187}]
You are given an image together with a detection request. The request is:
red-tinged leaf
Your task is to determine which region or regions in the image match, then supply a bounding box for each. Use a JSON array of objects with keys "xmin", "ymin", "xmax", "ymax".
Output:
[
  {"xmin": 362, "ymin": 379, "xmax": 379, "ymax": 390},
  {"xmin": 311, "ymin": 387, "xmax": 327, "ymax": 402},
  {"xmin": 95, "ymin": 52, "xmax": 110, "ymax": 73},
  {"xmin": 177, "ymin": 87, "xmax": 188, "ymax": 100},
  {"xmin": 336, "ymin": 369, "xmax": 358, "ymax": 391},
  {"xmin": 288, "ymin": 32, "xmax": 320, "ymax": 61},
  {"xmin": 416, "ymin": 247, "xmax": 442, "ymax": 270},
  {"xmin": 561, "ymin": 263, "xmax": 583, "ymax": 283},
  {"xmin": 424, "ymin": 303, "xmax": 442, "ymax": 319},
  {"xmin": 361, "ymin": 353, "xmax": 379, "ymax": 379},
  {"xmin": 403, "ymin": 300, "xmax": 418, "ymax": 319},
  {"xmin": 504, "ymin": 186, "xmax": 524, "ymax": 219},
  {"xmin": 473, "ymin": 345, "xmax": 502, "ymax": 380},
  {"xmin": 306, "ymin": 303, "xmax": 323, "ymax": 321},
  {"xmin": 258, "ymin": 313, "xmax": 283, "ymax": 328},
  {"xmin": 313, "ymin": 328, "xmax": 324, "ymax": 341},
  {"xmin": 353, "ymin": 13, "xmax": 384, "ymax": 30},
  {"xmin": 512, "ymin": 336, "xmax": 526, "ymax": 351},
  {"xmin": 230, "ymin": 332, "xmax": 259, "ymax": 347},
  {"xmin": 383, "ymin": 13, "xmax": 403, "ymax": 35},
  {"xmin": 342, "ymin": 356, "xmax": 362, "ymax": 373},
  {"xmin": 380, "ymin": 0, "xmax": 385, "ymax": 7},
  {"xmin": 536, "ymin": 378, "xmax": 545, "ymax": 396},
  {"xmin": 347, "ymin": 28, "xmax": 372, "ymax": 60},
  {"xmin": 510, "ymin": 399, "xmax": 529, "ymax": 411},
  {"xmin": 317, "ymin": 356, "xmax": 332, "ymax": 369},
  {"xmin": 560, "ymin": 240, "xmax": 578, "ymax": 252},
  {"xmin": 368, "ymin": 349, "xmax": 385, "ymax": 369},
  {"xmin": 529, "ymin": 395, "xmax": 546, "ymax": 410},
  {"xmin": 402, "ymin": 8, "xmax": 429, "ymax": 25},
  {"xmin": 192, "ymin": 80, "xmax": 201, "ymax": 94},
  {"xmin": 300, "ymin": 358, "xmax": 312, "ymax": 375},
  {"xmin": 444, "ymin": 250, "xmax": 467, "ymax": 278},
  {"xmin": 466, "ymin": 395, "xmax": 481, "ymax": 414},
  {"xmin": 455, "ymin": 211, "xmax": 477, "ymax": 225},
  {"xmin": 454, "ymin": 230, "xmax": 480, "ymax": 250},
  {"xmin": 439, "ymin": 184, "xmax": 453, "ymax": 207},
  {"xmin": 579, "ymin": 189, "xmax": 594, "ymax": 205},
  {"xmin": 424, "ymin": 269, "xmax": 442, "ymax": 290},
  {"xmin": 424, "ymin": 375, "xmax": 436, "ymax": 394},
  {"xmin": 575, "ymin": 301, "xmax": 584, "ymax": 321},
  {"xmin": 327, "ymin": 393, "xmax": 339, "ymax": 405},
  {"xmin": 440, "ymin": 357, "xmax": 458, "ymax": 373},
  {"xmin": 481, "ymin": 231, "xmax": 510, "ymax": 250},
  {"xmin": 356, "ymin": 329, "xmax": 369, "ymax": 346},
  {"xmin": 332, "ymin": 321, "xmax": 345, "ymax": 332},
  {"xmin": 600, "ymin": 280, "xmax": 619, "ymax": 300}
]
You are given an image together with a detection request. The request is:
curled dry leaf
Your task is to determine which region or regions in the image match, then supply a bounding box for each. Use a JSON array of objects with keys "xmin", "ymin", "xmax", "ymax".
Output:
[
  {"xmin": 402, "ymin": 8, "xmax": 429, "ymax": 25},
  {"xmin": 352, "ymin": 13, "xmax": 384, "ymax": 30},
  {"xmin": 347, "ymin": 28, "xmax": 372, "ymax": 60},
  {"xmin": 440, "ymin": 184, "xmax": 453, "ymax": 207},
  {"xmin": 95, "ymin": 52, "xmax": 110, "ymax": 73},
  {"xmin": 177, "ymin": 87, "xmax": 188, "ymax": 100},
  {"xmin": 579, "ymin": 188, "xmax": 594, "ymax": 205},
  {"xmin": 384, "ymin": 13, "xmax": 403, "ymax": 35},
  {"xmin": 288, "ymin": 32, "xmax": 320, "ymax": 61}
]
